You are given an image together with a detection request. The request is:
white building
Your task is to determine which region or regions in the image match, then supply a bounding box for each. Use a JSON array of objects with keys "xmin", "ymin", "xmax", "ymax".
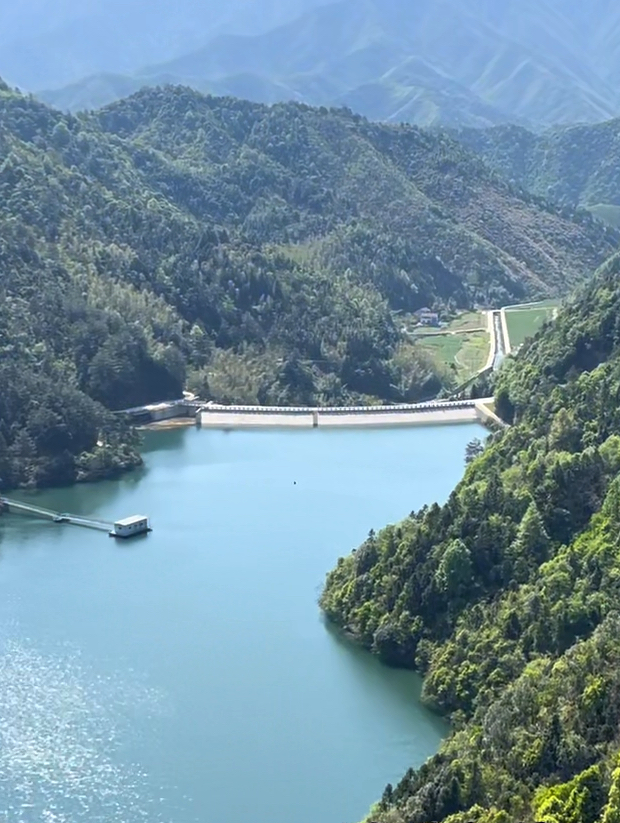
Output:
[{"xmin": 110, "ymin": 515, "xmax": 151, "ymax": 538}]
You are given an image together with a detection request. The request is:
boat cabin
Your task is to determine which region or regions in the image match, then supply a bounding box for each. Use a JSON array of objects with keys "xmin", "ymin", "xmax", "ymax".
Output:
[{"xmin": 110, "ymin": 515, "xmax": 151, "ymax": 538}]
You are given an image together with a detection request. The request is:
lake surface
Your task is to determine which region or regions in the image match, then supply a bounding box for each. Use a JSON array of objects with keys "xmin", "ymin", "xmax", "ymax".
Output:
[{"xmin": 0, "ymin": 423, "xmax": 483, "ymax": 823}]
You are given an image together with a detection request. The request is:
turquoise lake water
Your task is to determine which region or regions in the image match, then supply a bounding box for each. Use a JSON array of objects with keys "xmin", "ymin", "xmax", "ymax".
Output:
[{"xmin": 0, "ymin": 423, "xmax": 483, "ymax": 823}]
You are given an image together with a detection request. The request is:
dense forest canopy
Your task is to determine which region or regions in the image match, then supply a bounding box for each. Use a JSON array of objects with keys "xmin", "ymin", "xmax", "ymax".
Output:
[
  {"xmin": 321, "ymin": 252, "xmax": 620, "ymax": 823},
  {"xmin": 454, "ymin": 119, "xmax": 620, "ymax": 228},
  {"xmin": 1, "ymin": 82, "xmax": 614, "ymax": 490},
  {"xmin": 90, "ymin": 86, "xmax": 616, "ymax": 307}
]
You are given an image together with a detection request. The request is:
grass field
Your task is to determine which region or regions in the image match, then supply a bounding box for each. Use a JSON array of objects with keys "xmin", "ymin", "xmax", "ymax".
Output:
[
  {"xmin": 588, "ymin": 203, "xmax": 620, "ymax": 229},
  {"xmin": 447, "ymin": 311, "xmax": 486, "ymax": 332},
  {"xmin": 504, "ymin": 305, "xmax": 558, "ymax": 349},
  {"xmin": 416, "ymin": 331, "xmax": 490, "ymax": 384}
]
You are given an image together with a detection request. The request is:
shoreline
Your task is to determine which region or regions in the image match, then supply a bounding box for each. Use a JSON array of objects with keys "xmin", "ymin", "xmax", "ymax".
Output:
[
  {"xmin": 1, "ymin": 402, "xmax": 500, "ymax": 497},
  {"xmin": 138, "ymin": 418, "xmax": 197, "ymax": 432}
]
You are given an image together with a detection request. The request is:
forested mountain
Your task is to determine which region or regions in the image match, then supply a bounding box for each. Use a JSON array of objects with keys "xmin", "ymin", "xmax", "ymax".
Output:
[
  {"xmin": 38, "ymin": 0, "xmax": 620, "ymax": 128},
  {"xmin": 0, "ymin": 82, "xmax": 615, "ymax": 490},
  {"xmin": 455, "ymin": 119, "xmax": 620, "ymax": 228},
  {"xmin": 321, "ymin": 252, "xmax": 620, "ymax": 823},
  {"xmin": 94, "ymin": 86, "xmax": 614, "ymax": 303}
]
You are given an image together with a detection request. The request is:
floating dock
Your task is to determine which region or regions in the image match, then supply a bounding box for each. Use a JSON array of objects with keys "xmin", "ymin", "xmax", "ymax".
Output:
[
  {"xmin": 0, "ymin": 497, "xmax": 151, "ymax": 538},
  {"xmin": 109, "ymin": 515, "xmax": 152, "ymax": 538}
]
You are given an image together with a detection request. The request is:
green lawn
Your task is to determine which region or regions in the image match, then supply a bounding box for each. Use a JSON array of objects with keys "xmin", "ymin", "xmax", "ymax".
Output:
[
  {"xmin": 448, "ymin": 311, "xmax": 486, "ymax": 332},
  {"xmin": 457, "ymin": 333, "xmax": 491, "ymax": 378},
  {"xmin": 504, "ymin": 299, "xmax": 560, "ymax": 310},
  {"xmin": 416, "ymin": 331, "xmax": 490, "ymax": 384},
  {"xmin": 588, "ymin": 203, "xmax": 620, "ymax": 229},
  {"xmin": 504, "ymin": 306, "xmax": 557, "ymax": 349}
]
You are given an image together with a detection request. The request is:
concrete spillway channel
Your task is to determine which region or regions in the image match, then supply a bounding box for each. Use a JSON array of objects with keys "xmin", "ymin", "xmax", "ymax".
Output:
[
  {"xmin": 0, "ymin": 498, "xmax": 113, "ymax": 532},
  {"xmin": 492, "ymin": 311, "xmax": 507, "ymax": 371}
]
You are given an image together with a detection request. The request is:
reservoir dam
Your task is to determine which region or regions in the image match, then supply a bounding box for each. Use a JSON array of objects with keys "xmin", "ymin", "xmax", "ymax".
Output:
[{"xmin": 121, "ymin": 397, "xmax": 502, "ymax": 429}]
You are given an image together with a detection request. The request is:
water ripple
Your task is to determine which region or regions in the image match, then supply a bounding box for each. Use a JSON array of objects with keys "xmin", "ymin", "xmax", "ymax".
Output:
[{"xmin": 0, "ymin": 632, "xmax": 172, "ymax": 823}]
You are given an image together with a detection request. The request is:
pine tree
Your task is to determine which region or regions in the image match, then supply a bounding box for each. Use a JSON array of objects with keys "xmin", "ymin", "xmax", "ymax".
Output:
[{"xmin": 512, "ymin": 500, "xmax": 550, "ymax": 566}]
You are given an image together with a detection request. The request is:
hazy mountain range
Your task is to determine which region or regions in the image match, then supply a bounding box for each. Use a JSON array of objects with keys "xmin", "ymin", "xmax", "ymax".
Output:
[
  {"xmin": 0, "ymin": 0, "xmax": 329, "ymax": 90},
  {"xmin": 9, "ymin": 0, "xmax": 620, "ymax": 127}
]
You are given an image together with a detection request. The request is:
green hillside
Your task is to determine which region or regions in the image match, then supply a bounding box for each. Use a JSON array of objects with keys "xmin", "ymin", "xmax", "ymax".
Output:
[
  {"xmin": 0, "ymin": 82, "xmax": 615, "ymax": 491},
  {"xmin": 455, "ymin": 119, "xmax": 620, "ymax": 225},
  {"xmin": 95, "ymin": 85, "xmax": 614, "ymax": 303},
  {"xmin": 321, "ymin": 252, "xmax": 620, "ymax": 823}
]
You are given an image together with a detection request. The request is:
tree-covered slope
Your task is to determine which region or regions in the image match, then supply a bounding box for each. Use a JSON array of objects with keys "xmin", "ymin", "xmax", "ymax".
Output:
[
  {"xmin": 0, "ymin": 82, "xmax": 445, "ymax": 419},
  {"xmin": 0, "ymin": 82, "xmax": 615, "ymax": 490},
  {"xmin": 455, "ymin": 119, "xmax": 620, "ymax": 227},
  {"xmin": 321, "ymin": 252, "xmax": 620, "ymax": 823},
  {"xmin": 95, "ymin": 86, "xmax": 616, "ymax": 304},
  {"xmin": 0, "ymin": 83, "xmax": 427, "ymax": 489}
]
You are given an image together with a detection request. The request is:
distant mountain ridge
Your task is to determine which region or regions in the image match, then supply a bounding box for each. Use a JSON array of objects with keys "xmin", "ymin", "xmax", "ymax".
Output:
[
  {"xmin": 0, "ymin": 0, "xmax": 330, "ymax": 90},
  {"xmin": 36, "ymin": 0, "xmax": 620, "ymax": 127}
]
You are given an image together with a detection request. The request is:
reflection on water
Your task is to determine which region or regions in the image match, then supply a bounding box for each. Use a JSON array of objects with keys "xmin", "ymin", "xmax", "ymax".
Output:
[
  {"xmin": 322, "ymin": 620, "xmax": 448, "ymax": 739},
  {"xmin": 0, "ymin": 629, "xmax": 169, "ymax": 823}
]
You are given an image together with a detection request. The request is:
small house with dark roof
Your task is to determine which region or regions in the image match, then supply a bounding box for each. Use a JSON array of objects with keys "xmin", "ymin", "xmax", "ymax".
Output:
[{"xmin": 414, "ymin": 307, "xmax": 440, "ymax": 326}]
